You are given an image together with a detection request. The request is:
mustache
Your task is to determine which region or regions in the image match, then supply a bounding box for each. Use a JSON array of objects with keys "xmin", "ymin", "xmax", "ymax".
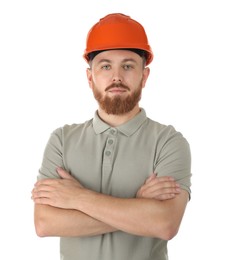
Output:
[{"xmin": 105, "ymin": 83, "xmax": 130, "ymax": 92}]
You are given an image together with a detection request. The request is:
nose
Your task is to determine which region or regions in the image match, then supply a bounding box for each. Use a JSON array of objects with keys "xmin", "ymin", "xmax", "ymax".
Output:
[{"xmin": 112, "ymin": 69, "xmax": 123, "ymax": 83}]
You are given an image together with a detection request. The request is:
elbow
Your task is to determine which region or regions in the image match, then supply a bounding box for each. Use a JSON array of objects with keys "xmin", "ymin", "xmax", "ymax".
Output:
[
  {"xmin": 35, "ymin": 220, "xmax": 47, "ymax": 237},
  {"xmin": 34, "ymin": 205, "xmax": 54, "ymax": 237},
  {"xmin": 160, "ymin": 226, "xmax": 179, "ymax": 241},
  {"xmin": 34, "ymin": 216, "xmax": 50, "ymax": 237},
  {"xmin": 147, "ymin": 221, "xmax": 179, "ymax": 241},
  {"xmin": 158, "ymin": 221, "xmax": 180, "ymax": 241}
]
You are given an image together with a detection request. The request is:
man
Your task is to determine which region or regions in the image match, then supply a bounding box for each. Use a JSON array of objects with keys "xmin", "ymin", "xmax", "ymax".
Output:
[{"xmin": 32, "ymin": 13, "xmax": 191, "ymax": 260}]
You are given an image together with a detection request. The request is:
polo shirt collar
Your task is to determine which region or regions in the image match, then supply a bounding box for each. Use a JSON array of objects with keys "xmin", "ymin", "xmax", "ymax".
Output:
[
  {"xmin": 93, "ymin": 112, "xmax": 110, "ymax": 134},
  {"xmin": 93, "ymin": 108, "xmax": 147, "ymax": 136}
]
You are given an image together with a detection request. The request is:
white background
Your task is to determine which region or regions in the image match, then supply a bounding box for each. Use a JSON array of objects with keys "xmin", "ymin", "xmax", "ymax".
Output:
[{"xmin": 0, "ymin": 0, "xmax": 227, "ymax": 259}]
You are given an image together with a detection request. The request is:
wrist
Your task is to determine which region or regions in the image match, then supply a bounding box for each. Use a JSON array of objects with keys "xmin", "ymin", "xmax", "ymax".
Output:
[{"xmin": 76, "ymin": 188, "xmax": 96, "ymax": 212}]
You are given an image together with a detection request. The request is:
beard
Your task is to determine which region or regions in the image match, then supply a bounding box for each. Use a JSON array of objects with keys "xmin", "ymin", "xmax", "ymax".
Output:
[{"xmin": 92, "ymin": 81, "xmax": 143, "ymax": 115}]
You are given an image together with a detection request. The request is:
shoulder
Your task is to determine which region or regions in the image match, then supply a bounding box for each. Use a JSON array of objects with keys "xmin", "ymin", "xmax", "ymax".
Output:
[
  {"xmin": 51, "ymin": 118, "xmax": 93, "ymax": 139},
  {"xmin": 146, "ymin": 117, "xmax": 186, "ymax": 141},
  {"xmin": 145, "ymin": 117, "xmax": 191, "ymax": 158}
]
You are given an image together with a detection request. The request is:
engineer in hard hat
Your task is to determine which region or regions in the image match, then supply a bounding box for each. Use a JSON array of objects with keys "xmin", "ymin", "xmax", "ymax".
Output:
[{"xmin": 32, "ymin": 13, "xmax": 191, "ymax": 260}]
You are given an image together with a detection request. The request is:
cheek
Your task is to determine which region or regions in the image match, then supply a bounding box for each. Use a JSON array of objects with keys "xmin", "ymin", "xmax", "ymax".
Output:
[
  {"xmin": 128, "ymin": 76, "xmax": 143, "ymax": 89},
  {"xmin": 92, "ymin": 75, "xmax": 109, "ymax": 89}
]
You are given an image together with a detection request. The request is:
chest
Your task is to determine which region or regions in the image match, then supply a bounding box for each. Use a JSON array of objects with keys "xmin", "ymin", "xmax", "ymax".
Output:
[{"xmin": 63, "ymin": 130, "xmax": 157, "ymax": 197}]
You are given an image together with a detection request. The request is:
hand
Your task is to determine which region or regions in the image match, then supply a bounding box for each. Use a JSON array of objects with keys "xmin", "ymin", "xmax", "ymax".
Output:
[
  {"xmin": 136, "ymin": 173, "xmax": 181, "ymax": 200},
  {"xmin": 32, "ymin": 167, "xmax": 84, "ymax": 209}
]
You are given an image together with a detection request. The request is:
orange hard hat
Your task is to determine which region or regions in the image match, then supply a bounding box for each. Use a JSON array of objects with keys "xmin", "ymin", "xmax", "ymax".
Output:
[{"xmin": 83, "ymin": 13, "xmax": 153, "ymax": 65}]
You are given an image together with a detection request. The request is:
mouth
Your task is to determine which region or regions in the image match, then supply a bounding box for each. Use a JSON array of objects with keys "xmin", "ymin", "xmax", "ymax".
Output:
[
  {"xmin": 105, "ymin": 83, "xmax": 130, "ymax": 92},
  {"xmin": 107, "ymin": 87, "xmax": 128, "ymax": 94}
]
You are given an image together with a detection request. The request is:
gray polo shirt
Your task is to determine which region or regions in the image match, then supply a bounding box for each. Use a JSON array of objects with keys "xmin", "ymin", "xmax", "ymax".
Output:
[{"xmin": 38, "ymin": 108, "xmax": 191, "ymax": 260}]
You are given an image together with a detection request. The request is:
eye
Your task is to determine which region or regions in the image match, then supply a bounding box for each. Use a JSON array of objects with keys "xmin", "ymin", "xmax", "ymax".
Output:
[
  {"xmin": 123, "ymin": 64, "xmax": 134, "ymax": 70},
  {"xmin": 101, "ymin": 64, "xmax": 111, "ymax": 70}
]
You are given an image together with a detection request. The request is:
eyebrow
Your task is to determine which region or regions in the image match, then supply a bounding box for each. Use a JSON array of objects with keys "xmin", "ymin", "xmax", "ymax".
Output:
[
  {"xmin": 97, "ymin": 59, "xmax": 111, "ymax": 64},
  {"xmin": 97, "ymin": 58, "xmax": 137, "ymax": 64}
]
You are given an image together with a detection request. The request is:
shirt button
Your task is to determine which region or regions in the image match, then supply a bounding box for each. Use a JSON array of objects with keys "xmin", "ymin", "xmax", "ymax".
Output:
[
  {"xmin": 105, "ymin": 151, "xmax": 111, "ymax": 156},
  {"xmin": 110, "ymin": 129, "xmax": 116, "ymax": 135},
  {"xmin": 108, "ymin": 139, "xmax": 113, "ymax": 145}
]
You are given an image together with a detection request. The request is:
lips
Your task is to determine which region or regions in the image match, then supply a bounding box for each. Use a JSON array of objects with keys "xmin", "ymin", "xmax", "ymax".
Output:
[
  {"xmin": 108, "ymin": 87, "xmax": 127, "ymax": 93},
  {"xmin": 105, "ymin": 84, "xmax": 130, "ymax": 92}
]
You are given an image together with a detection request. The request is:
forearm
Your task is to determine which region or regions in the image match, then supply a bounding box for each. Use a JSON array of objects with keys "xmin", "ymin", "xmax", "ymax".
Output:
[
  {"xmin": 34, "ymin": 204, "xmax": 117, "ymax": 237},
  {"xmin": 77, "ymin": 189, "xmax": 188, "ymax": 240},
  {"xmin": 33, "ymin": 169, "xmax": 188, "ymax": 239}
]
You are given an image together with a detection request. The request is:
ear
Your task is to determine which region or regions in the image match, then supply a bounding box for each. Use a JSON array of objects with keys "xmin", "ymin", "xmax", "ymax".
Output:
[
  {"xmin": 86, "ymin": 68, "xmax": 93, "ymax": 89},
  {"xmin": 142, "ymin": 67, "xmax": 150, "ymax": 88}
]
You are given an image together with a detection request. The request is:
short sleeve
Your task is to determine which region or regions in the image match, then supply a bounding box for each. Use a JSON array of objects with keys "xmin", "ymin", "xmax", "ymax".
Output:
[
  {"xmin": 154, "ymin": 126, "xmax": 192, "ymax": 197},
  {"xmin": 37, "ymin": 127, "xmax": 64, "ymax": 180}
]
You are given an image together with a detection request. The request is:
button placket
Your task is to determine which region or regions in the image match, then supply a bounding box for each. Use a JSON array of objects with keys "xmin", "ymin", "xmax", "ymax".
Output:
[
  {"xmin": 105, "ymin": 150, "xmax": 111, "ymax": 156},
  {"xmin": 101, "ymin": 129, "xmax": 118, "ymax": 193},
  {"xmin": 103, "ymin": 129, "xmax": 117, "ymax": 164},
  {"xmin": 108, "ymin": 139, "xmax": 114, "ymax": 145}
]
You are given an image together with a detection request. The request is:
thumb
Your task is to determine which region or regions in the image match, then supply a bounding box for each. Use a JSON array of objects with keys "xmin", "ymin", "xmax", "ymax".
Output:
[
  {"xmin": 56, "ymin": 167, "xmax": 74, "ymax": 180},
  {"xmin": 145, "ymin": 173, "xmax": 157, "ymax": 184}
]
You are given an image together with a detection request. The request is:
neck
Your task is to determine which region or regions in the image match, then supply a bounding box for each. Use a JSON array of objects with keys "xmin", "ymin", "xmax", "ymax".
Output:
[{"xmin": 97, "ymin": 105, "xmax": 141, "ymax": 127}]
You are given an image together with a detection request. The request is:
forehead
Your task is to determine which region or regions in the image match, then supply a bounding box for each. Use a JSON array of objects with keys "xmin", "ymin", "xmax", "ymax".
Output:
[{"xmin": 92, "ymin": 49, "xmax": 142, "ymax": 64}]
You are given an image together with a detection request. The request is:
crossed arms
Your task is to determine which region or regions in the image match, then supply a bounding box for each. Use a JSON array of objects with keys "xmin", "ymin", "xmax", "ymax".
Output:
[{"xmin": 32, "ymin": 167, "xmax": 189, "ymax": 240}]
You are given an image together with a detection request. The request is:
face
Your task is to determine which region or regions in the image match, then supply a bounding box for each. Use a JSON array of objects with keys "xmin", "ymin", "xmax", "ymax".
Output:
[{"xmin": 87, "ymin": 49, "xmax": 150, "ymax": 115}]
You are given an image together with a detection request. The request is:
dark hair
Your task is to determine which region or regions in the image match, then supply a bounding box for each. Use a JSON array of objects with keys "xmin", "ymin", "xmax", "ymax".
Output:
[{"xmin": 88, "ymin": 48, "xmax": 147, "ymax": 66}]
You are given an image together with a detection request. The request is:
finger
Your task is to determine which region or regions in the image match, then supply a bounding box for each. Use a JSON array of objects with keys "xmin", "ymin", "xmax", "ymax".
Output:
[
  {"xmin": 154, "ymin": 193, "xmax": 176, "ymax": 200},
  {"xmin": 143, "ymin": 181, "xmax": 180, "ymax": 195},
  {"xmin": 34, "ymin": 178, "xmax": 59, "ymax": 187},
  {"xmin": 145, "ymin": 173, "xmax": 157, "ymax": 184},
  {"xmin": 33, "ymin": 196, "xmax": 53, "ymax": 206},
  {"xmin": 153, "ymin": 176, "xmax": 175, "ymax": 184},
  {"xmin": 145, "ymin": 186, "xmax": 181, "ymax": 198},
  {"xmin": 142, "ymin": 176, "xmax": 179, "ymax": 191},
  {"xmin": 57, "ymin": 167, "xmax": 74, "ymax": 180},
  {"xmin": 32, "ymin": 182, "xmax": 59, "ymax": 199},
  {"xmin": 154, "ymin": 187, "xmax": 183, "ymax": 200},
  {"xmin": 32, "ymin": 190, "xmax": 51, "ymax": 200},
  {"xmin": 139, "ymin": 180, "xmax": 181, "ymax": 198},
  {"xmin": 143, "ymin": 176, "xmax": 174, "ymax": 188}
]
